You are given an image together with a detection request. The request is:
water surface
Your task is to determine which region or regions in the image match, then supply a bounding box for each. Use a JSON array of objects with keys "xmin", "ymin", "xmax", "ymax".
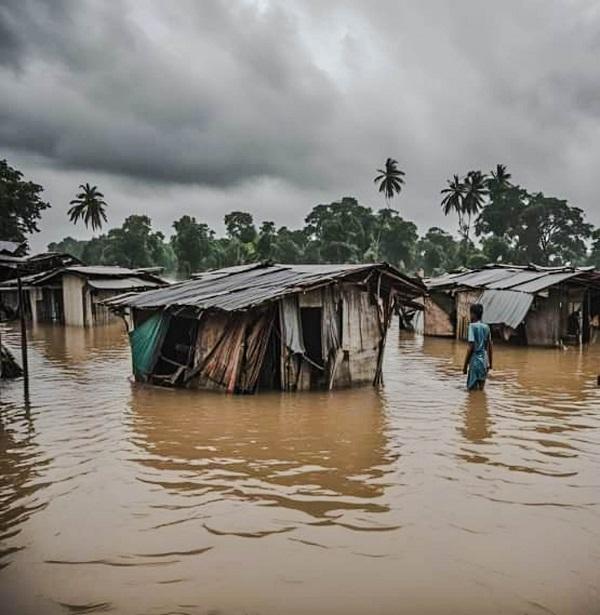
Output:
[{"xmin": 1, "ymin": 323, "xmax": 599, "ymax": 614}]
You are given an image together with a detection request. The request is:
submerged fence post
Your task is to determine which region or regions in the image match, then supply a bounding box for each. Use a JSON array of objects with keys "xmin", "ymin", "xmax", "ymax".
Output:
[{"xmin": 18, "ymin": 276, "xmax": 29, "ymax": 390}]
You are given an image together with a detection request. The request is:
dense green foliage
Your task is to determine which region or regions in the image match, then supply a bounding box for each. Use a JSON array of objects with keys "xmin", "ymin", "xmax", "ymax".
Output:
[
  {"xmin": 48, "ymin": 197, "xmax": 422, "ymax": 275},
  {"xmin": 443, "ymin": 164, "xmax": 594, "ymax": 268},
  {"xmin": 3, "ymin": 158, "xmax": 599, "ymax": 277},
  {"xmin": 0, "ymin": 159, "xmax": 50, "ymax": 247},
  {"xmin": 43, "ymin": 184, "xmax": 600, "ymax": 277}
]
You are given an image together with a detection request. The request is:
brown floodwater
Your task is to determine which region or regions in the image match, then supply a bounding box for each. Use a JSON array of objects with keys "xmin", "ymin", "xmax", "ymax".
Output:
[{"xmin": 1, "ymin": 322, "xmax": 599, "ymax": 615}]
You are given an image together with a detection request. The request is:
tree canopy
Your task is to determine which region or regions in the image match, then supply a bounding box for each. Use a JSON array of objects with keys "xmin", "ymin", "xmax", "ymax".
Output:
[
  {"xmin": 68, "ymin": 183, "xmax": 108, "ymax": 231},
  {"xmin": 374, "ymin": 158, "xmax": 405, "ymax": 207},
  {"xmin": 3, "ymin": 158, "xmax": 597, "ymax": 279},
  {"xmin": 0, "ymin": 159, "xmax": 50, "ymax": 248},
  {"xmin": 476, "ymin": 183, "xmax": 592, "ymax": 266}
]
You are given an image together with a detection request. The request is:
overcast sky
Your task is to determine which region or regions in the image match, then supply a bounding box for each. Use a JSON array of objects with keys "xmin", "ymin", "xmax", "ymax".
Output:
[{"xmin": 2, "ymin": 0, "xmax": 600, "ymax": 251}]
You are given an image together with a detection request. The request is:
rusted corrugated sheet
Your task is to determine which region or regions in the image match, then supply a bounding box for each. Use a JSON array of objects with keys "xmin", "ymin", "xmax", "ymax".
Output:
[
  {"xmin": 107, "ymin": 262, "xmax": 424, "ymax": 312},
  {"xmin": 87, "ymin": 277, "xmax": 163, "ymax": 290},
  {"xmin": 508, "ymin": 271, "xmax": 579, "ymax": 293},
  {"xmin": 479, "ymin": 289, "xmax": 534, "ymax": 329},
  {"xmin": 426, "ymin": 265, "xmax": 597, "ymax": 295}
]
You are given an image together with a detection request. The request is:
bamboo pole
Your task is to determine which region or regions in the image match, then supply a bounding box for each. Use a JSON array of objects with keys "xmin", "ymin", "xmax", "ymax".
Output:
[{"xmin": 18, "ymin": 276, "xmax": 29, "ymax": 390}]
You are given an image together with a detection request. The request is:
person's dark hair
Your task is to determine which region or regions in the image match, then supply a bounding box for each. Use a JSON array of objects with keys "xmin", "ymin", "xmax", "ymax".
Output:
[{"xmin": 470, "ymin": 303, "xmax": 484, "ymax": 320}]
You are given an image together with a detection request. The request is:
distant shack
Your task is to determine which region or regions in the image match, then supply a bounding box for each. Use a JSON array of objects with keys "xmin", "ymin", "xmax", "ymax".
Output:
[
  {"xmin": 0, "ymin": 265, "xmax": 167, "ymax": 326},
  {"xmin": 0, "ymin": 250, "xmax": 80, "ymax": 283},
  {"xmin": 107, "ymin": 262, "xmax": 425, "ymax": 393},
  {"xmin": 423, "ymin": 264, "xmax": 600, "ymax": 346}
]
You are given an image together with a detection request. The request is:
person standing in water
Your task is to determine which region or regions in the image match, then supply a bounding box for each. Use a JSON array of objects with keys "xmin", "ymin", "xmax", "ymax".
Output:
[{"xmin": 462, "ymin": 303, "xmax": 493, "ymax": 391}]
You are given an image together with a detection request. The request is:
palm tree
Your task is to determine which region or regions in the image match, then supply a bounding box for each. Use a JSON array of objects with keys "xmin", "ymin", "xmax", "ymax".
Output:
[
  {"xmin": 68, "ymin": 183, "xmax": 108, "ymax": 231},
  {"xmin": 374, "ymin": 158, "xmax": 405, "ymax": 207},
  {"xmin": 462, "ymin": 171, "xmax": 488, "ymax": 242},
  {"xmin": 441, "ymin": 174, "xmax": 466, "ymax": 235},
  {"xmin": 490, "ymin": 163, "xmax": 511, "ymax": 188}
]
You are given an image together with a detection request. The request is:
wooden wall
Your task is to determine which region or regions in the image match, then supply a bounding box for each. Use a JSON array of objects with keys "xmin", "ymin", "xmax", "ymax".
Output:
[
  {"xmin": 333, "ymin": 285, "xmax": 381, "ymax": 388},
  {"xmin": 423, "ymin": 294, "xmax": 454, "ymax": 337},
  {"xmin": 62, "ymin": 274, "xmax": 86, "ymax": 326},
  {"xmin": 525, "ymin": 291, "xmax": 561, "ymax": 346},
  {"xmin": 91, "ymin": 290, "xmax": 123, "ymax": 326},
  {"xmin": 525, "ymin": 287, "xmax": 586, "ymax": 346},
  {"xmin": 456, "ymin": 290, "xmax": 482, "ymax": 340},
  {"xmin": 186, "ymin": 284, "xmax": 386, "ymax": 393}
]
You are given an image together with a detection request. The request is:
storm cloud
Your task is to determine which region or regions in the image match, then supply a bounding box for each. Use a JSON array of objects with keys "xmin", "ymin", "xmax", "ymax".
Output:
[{"xmin": 1, "ymin": 0, "xmax": 600, "ymax": 248}]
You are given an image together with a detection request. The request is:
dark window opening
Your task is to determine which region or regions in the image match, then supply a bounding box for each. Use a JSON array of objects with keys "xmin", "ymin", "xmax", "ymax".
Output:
[
  {"xmin": 153, "ymin": 315, "xmax": 198, "ymax": 385},
  {"xmin": 590, "ymin": 291, "xmax": 600, "ymax": 344},
  {"xmin": 301, "ymin": 307, "xmax": 325, "ymax": 389},
  {"xmin": 301, "ymin": 307, "xmax": 323, "ymax": 364},
  {"xmin": 257, "ymin": 311, "xmax": 282, "ymax": 391}
]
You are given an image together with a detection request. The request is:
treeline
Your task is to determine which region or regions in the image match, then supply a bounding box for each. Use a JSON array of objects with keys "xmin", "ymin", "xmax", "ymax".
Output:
[
  {"xmin": 3, "ymin": 157, "xmax": 600, "ymax": 278},
  {"xmin": 439, "ymin": 164, "xmax": 599, "ymax": 271},
  {"xmin": 48, "ymin": 182, "xmax": 600, "ymax": 278},
  {"xmin": 48, "ymin": 199, "xmax": 425, "ymax": 276}
]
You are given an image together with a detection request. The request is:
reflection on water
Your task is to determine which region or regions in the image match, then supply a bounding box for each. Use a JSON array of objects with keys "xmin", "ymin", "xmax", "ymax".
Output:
[
  {"xmin": 0, "ymin": 323, "xmax": 599, "ymax": 614},
  {"xmin": 460, "ymin": 391, "xmax": 492, "ymax": 444},
  {"xmin": 131, "ymin": 386, "xmax": 393, "ymax": 520}
]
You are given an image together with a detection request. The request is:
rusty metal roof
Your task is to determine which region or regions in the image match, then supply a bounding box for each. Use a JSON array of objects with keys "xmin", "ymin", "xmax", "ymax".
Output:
[
  {"xmin": 1, "ymin": 264, "xmax": 167, "ymax": 288},
  {"xmin": 106, "ymin": 262, "xmax": 425, "ymax": 312},
  {"xmin": 426, "ymin": 264, "xmax": 600, "ymax": 330},
  {"xmin": 87, "ymin": 277, "xmax": 164, "ymax": 291},
  {"xmin": 426, "ymin": 264, "xmax": 596, "ymax": 294}
]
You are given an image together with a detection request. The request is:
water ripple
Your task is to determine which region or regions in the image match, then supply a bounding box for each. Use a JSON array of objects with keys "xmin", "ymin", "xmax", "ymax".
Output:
[{"xmin": 0, "ymin": 323, "xmax": 599, "ymax": 614}]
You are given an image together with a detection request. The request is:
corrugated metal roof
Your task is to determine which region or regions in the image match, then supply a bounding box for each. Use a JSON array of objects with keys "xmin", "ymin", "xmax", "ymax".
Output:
[
  {"xmin": 426, "ymin": 267, "xmax": 524, "ymax": 289},
  {"xmin": 191, "ymin": 263, "xmax": 262, "ymax": 279},
  {"xmin": 107, "ymin": 262, "xmax": 424, "ymax": 312},
  {"xmin": 18, "ymin": 265, "xmax": 168, "ymax": 287},
  {"xmin": 87, "ymin": 277, "xmax": 163, "ymax": 290},
  {"xmin": 508, "ymin": 271, "xmax": 579, "ymax": 293},
  {"xmin": 0, "ymin": 254, "xmax": 27, "ymax": 266},
  {"xmin": 485, "ymin": 269, "xmax": 548, "ymax": 290},
  {"xmin": 66, "ymin": 265, "xmax": 143, "ymax": 277},
  {"xmin": 453, "ymin": 268, "xmax": 521, "ymax": 288},
  {"xmin": 427, "ymin": 264, "xmax": 598, "ymax": 295},
  {"xmin": 479, "ymin": 289, "xmax": 534, "ymax": 329},
  {"xmin": 0, "ymin": 241, "xmax": 23, "ymax": 255}
]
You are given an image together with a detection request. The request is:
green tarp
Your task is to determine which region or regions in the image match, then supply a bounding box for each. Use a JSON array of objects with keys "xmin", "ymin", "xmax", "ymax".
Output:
[{"xmin": 129, "ymin": 312, "xmax": 170, "ymax": 381}]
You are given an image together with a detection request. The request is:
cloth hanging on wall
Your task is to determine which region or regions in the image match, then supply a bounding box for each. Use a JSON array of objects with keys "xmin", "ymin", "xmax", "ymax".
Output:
[
  {"xmin": 129, "ymin": 312, "xmax": 170, "ymax": 381},
  {"xmin": 322, "ymin": 286, "xmax": 341, "ymax": 359},
  {"xmin": 279, "ymin": 295, "xmax": 305, "ymax": 354}
]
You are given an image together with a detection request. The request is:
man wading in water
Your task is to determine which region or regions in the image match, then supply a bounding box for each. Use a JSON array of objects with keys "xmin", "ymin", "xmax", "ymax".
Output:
[{"xmin": 462, "ymin": 303, "xmax": 493, "ymax": 391}]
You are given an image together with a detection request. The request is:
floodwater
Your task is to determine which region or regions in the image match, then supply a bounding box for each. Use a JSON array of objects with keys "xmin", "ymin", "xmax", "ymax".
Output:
[{"xmin": 1, "ymin": 323, "xmax": 600, "ymax": 615}]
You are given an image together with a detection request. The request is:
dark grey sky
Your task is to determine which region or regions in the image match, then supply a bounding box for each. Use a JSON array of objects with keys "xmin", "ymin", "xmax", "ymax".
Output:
[{"xmin": 2, "ymin": 0, "xmax": 600, "ymax": 250}]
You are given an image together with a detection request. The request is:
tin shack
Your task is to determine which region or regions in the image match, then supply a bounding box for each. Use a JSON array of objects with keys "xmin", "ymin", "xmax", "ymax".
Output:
[
  {"xmin": 1, "ymin": 265, "xmax": 167, "ymax": 326},
  {"xmin": 424, "ymin": 264, "xmax": 600, "ymax": 346},
  {"xmin": 107, "ymin": 262, "xmax": 425, "ymax": 393}
]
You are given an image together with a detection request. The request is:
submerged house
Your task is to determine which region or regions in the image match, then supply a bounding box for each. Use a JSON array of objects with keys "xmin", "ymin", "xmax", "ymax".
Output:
[
  {"xmin": 424, "ymin": 264, "xmax": 600, "ymax": 346},
  {"xmin": 106, "ymin": 262, "xmax": 425, "ymax": 393},
  {"xmin": 0, "ymin": 250, "xmax": 80, "ymax": 283},
  {"xmin": 0, "ymin": 265, "xmax": 167, "ymax": 326},
  {"xmin": 0, "ymin": 241, "xmax": 27, "ymax": 259},
  {"xmin": 0, "ymin": 252, "xmax": 83, "ymax": 319}
]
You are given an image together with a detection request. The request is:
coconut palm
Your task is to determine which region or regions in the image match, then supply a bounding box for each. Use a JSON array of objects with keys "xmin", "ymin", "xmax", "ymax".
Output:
[
  {"xmin": 490, "ymin": 163, "xmax": 511, "ymax": 188},
  {"xmin": 374, "ymin": 158, "xmax": 405, "ymax": 207},
  {"xmin": 441, "ymin": 174, "xmax": 466, "ymax": 234},
  {"xmin": 68, "ymin": 183, "xmax": 108, "ymax": 231},
  {"xmin": 462, "ymin": 171, "xmax": 488, "ymax": 242}
]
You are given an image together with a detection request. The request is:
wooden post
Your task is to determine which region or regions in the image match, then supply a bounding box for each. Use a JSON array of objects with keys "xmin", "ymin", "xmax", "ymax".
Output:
[{"xmin": 17, "ymin": 276, "xmax": 29, "ymax": 389}]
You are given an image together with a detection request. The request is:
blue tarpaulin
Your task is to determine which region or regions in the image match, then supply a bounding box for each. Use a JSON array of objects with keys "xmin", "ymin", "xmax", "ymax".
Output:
[{"xmin": 129, "ymin": 312, "xmax": 170, "ymax": 381}]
